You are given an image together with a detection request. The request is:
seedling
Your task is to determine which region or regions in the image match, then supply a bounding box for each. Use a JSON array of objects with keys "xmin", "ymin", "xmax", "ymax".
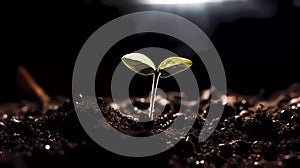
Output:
[{"xmin": 121, "ymin": 53, "xmax": 192, "ymax": 120}]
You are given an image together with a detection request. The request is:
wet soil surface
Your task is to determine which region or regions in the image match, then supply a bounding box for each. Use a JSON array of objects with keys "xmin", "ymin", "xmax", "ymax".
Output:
[{"xmin": 1, "ymin": 84, "xmax": 300, "ymax": 168}]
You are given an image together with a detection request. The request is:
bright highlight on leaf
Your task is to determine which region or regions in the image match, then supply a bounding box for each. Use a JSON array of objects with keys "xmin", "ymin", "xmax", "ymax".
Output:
[
  {"xmin": 158, "ymin": 57, "xmax": 192, "ymax": 78},
  {"xmin": 121, "ymin": 54, "xmax": 192, "ymax": 77},
  {"xmin": 121, "ymin": 53, "xmax": 193, "ymax": 120},
  {"xmin": 121, "ymin": 53, "xmax": 155, "ymax": 76}
]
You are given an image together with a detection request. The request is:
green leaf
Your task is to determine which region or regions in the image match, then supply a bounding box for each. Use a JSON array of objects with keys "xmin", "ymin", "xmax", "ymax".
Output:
[
  {"xmin": 121, "ymin": 53, "xmax": 156, "ymax": 76},
  {"xmin": 158, "ymin": 57, "xmax": 192, "ymax": 78}
]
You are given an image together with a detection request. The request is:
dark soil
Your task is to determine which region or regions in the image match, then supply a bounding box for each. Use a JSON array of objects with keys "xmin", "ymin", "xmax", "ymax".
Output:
[{"xmin": 1, "ymin": 84, "xmax": 300, "ymax": 168}]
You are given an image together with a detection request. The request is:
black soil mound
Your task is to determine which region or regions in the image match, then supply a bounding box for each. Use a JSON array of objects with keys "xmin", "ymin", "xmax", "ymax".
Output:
[{"xmin": 1, "ymin": 84, "xmax": 300, "ymax": 168}]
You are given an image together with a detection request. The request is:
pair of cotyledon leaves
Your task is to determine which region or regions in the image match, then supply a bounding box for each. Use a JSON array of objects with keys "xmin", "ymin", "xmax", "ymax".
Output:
[{"xmin": 121, "ymin": 53, "xmax": 192, "ymax": 78}]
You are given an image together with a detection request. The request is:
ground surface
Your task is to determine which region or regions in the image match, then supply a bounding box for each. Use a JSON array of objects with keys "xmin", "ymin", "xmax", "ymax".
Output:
[{"xmin": 1, "ymin": 84, "xmax": 300, "ymax": 168}]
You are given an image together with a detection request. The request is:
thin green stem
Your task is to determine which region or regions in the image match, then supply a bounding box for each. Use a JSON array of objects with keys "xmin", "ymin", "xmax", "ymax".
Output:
[{"xmin": 149, "ymin": 71, "xmax": 161, "ymax": 120}]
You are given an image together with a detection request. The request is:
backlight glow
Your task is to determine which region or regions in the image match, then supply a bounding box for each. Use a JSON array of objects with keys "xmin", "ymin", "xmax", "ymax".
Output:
[{"xmin": 139, "ymin": 0, "xmax": 245, "ymax": 5}]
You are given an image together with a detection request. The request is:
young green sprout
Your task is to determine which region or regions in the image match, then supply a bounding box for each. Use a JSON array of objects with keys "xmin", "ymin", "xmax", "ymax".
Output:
[{"xmin": 121, "ymin": 53, "xmax": 192, "ymax": 120}]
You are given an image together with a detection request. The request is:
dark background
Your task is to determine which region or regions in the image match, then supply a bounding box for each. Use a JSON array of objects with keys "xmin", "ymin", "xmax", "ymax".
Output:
[
  {"xmin": 1, "ymin": 0, "xmax": 300, "ymax": 167},
  {"xmin": 2, "ymin": 0, "xmax": 300, "ymax": 103}
]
